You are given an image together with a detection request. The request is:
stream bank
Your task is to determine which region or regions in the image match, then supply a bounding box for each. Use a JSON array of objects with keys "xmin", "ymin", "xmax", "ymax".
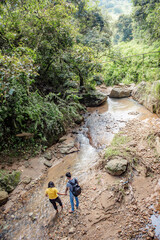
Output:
[{"xmin": 0, "ymin": 87, "xmax": 160, "ymax": 240}]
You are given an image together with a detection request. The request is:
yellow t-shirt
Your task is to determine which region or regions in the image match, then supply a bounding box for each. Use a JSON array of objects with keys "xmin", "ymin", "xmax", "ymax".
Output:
[{"xmin": 45, "ymin": 187, "xmax": 58, "ymax": 199}]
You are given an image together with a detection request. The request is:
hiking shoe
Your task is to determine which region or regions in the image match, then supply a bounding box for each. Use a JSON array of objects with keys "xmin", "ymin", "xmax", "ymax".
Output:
[{"xmin": 69, "ymin": 210, "xmax": 74, "ymax": 213}]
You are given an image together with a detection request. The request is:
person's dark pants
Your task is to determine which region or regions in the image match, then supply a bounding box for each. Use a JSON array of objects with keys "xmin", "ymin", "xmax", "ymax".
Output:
[{"xmin": 49, "ymin": 197, "xmax": 63, "ymax": 210}]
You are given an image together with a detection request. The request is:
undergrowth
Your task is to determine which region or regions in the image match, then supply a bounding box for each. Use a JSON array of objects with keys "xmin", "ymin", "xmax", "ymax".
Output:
[{"xmin": 103, "ymin": 40, "xmax": 160, "ymax": 86}]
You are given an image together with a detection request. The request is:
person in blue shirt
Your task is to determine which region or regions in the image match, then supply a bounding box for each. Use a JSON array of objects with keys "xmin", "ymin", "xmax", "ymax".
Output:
[{"xmin": 65, "ymin": 172, "xmax": 79, "ymax": 213}]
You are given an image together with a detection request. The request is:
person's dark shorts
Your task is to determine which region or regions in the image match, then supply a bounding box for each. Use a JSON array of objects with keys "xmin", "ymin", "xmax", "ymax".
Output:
[{"xmin": 49, "ymin": 197, "xmax": 62, "ymax": 210}]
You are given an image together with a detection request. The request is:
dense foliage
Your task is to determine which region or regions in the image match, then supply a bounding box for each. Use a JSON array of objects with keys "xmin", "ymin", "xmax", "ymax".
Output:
[
  {"xmin": 0, "ymin": 0, "xmax": 111, "ymax": 153},
  {"xmin": 102, "ymin": 0, "xmax": 160, "ymax": 85},
  {"xmin": 132, "ymin": 0, "xmax": 160, "ymax": 41},
  {"xmin": 103, "ymin": 41, "xmax": 160, "ymax": 86},
  {"xmin": 114, "ymin": 15, "xmax": 133, "ymax": 43}
]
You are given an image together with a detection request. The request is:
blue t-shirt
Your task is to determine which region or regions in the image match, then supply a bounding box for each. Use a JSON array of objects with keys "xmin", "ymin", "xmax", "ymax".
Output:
[{"xmin": 67, "ymin": 178, "xmax": 77, "ymax": 192}]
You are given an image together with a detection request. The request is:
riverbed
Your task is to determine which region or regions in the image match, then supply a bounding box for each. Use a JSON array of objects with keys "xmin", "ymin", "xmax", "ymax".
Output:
[{"xmin": 1, "ymin": 96, "xmax": 160, "ymax": 240}]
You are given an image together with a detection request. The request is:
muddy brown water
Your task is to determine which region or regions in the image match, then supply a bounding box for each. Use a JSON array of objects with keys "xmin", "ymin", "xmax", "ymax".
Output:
[{"xmin": 1, "ymin": 97, "xmax": 159, "ymax": 240}]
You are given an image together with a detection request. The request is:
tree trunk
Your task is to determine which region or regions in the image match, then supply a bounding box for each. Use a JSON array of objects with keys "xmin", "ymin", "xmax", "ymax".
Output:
[{"xmin": 79, "ymin": 74, "xmax": 84, "ymax": 87}]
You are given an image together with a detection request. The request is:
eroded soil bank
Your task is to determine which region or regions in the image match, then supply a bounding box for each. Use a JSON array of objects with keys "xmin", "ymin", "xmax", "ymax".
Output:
[{"xmin": 0, "ymin": 89, "xmax": 160, "ymax": 240}]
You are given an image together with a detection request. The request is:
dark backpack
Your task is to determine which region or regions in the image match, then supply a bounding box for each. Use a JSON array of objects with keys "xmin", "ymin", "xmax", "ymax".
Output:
[{"xmin": 69, "ymin": 178, "xmax": 81, "ymax": 197}]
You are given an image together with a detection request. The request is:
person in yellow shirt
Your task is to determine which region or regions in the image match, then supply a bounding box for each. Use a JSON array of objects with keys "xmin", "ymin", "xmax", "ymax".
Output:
[{"xmin": 45, "ymin": 181, "xmax": 65, "ymax": 213}]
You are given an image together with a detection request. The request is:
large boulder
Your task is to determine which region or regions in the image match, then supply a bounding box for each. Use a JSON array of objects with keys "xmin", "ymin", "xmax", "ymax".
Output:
[
  {"xmin": 0, "ymin": 191, "xmax": 8, "ymax": 206},
  {"xmin": 109, "ymin": 84, "xmax": 134, "ymax": 98},
  {"xmin": 80, "ymin": 90, "xmax": 107, "ymax": 107},
  {"xmin": 0, "ymin": 170, "xmax": 21, "ymax": 193},
  {"xmin": 132, "ymin": 81, "xmax": 160, "ymax": 117},
  {"xmin": 105, "ymin": 158, "xmax": 128, "ymax": 176}
]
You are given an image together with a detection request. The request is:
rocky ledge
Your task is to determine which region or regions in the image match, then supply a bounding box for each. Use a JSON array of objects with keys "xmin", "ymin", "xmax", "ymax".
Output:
[{"xmin": 132, "ymin": 81, "xmax": 160, "ymax": 117}]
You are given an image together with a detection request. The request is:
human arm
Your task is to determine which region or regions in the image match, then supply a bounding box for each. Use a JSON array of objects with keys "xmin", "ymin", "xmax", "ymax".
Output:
[
  {"xmin": 57, "ymin": 192, "xmax": 66, "ymax": 196},
  {"xmin": 65, "ymin": 186, "xmax": 68, "ymax": 195}
]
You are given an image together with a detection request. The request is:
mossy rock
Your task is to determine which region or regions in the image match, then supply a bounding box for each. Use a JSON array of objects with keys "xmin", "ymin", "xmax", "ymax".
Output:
[
  {"xmin": 0, "ymin": 170, "xmax": 21, "ymax": 193},
  {"xmin": 105, "ymin": 158, "xmax": 128, "ymax": 176},
  {"xmin": 79, "ymin": 90, "xmax": 107, "ymax": 107},
  {"xmin": 0, "ymin": 191, "xmax": 9, "ymax": 206}
]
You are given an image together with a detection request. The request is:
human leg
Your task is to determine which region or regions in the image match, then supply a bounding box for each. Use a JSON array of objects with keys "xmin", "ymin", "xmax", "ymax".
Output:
[
  {"xmin": 75, "ymin": 196, "xmax": 79, "ymax": 209},
  {"xmin": 69, "ymin": 191, "xmax": 74, "ymax": 212},
  {"xmin": 49, "ymin": 199, "xmax": 58, "ymax": 212},
  {"xmin": 55, "ymin": 197, "xmax": 63, "ymax": 210}
]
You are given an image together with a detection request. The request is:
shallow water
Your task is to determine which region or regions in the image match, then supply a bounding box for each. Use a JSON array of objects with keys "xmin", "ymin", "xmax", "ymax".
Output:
[
  {"xmin": 149, "ymin": 179, "xmax": 160, "ymax": 240},
  {"xmin": 151, "ymin": 214, "xmax": 160, "ymax": 238},
  {"xmin": 2, "ymin": 97, "xmax": 159, "ymax": 240}
]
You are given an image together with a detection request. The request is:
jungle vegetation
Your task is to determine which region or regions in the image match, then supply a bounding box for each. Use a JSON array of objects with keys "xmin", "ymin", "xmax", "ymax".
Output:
[
  {"xmin": 0, "ymin": 0, "xmax": 159, "ymax": 155},
  {"xmin": 0, "ymin": 0, "xmax": 111, "ymax": 155},
  {"xmin": 104, "ymin": 0, "xmax": 160, "ymax": 86}
]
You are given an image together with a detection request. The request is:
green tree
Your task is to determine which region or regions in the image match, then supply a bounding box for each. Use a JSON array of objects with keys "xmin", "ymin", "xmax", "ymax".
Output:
[
  {"xmin": 114, "ymin": 15, "xmax": 133, "ymax": 43},
  {"xmin": 63, "ymin": 44, "xmax": 102, "ymax": 87},
  {"xmin": 132, "ymin": 0, "xmax": 160, "ymax": 41}
]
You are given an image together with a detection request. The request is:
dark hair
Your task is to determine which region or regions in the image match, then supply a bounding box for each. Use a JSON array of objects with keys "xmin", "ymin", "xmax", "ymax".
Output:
[
  {"xmin": 48, "ymin": 181, "xmax": 55, "ymax": 188},
  {"xmin": 66, "ymin": 172, "xmax": 71, "ymax": 178}
]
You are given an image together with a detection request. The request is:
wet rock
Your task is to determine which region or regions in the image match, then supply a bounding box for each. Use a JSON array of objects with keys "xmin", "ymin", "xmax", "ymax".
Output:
[
  {"xmin": 3, "ymin": 224, "xmax": 9, "ymax": 230},
  {"xmin": 59, "ymin": 142, "xmax": 75, "ymax": 154},
  {"xmin": 60, "ymin": 147, "xmax": 78, "ymax": 154},
  {"xmin": 29, "ymin": 212, "xmax": 33, "ymax": 217},
  {"xmin": 59, "ymin": 137, "xmax": 67, "ymax": 143},
  {"xmin": 60, "ymin": 142, "xmax": 75, "ymax": 149},
  {"xmin": 22, "ymin": 176, "xmax": 32, "ymax": 185},
  {"xmin": 29, "ymin": 212, "xmax": 37, "ymax": 221},
  {"xmin": 79, "ymin": 90, "xmax": 107, "ymax": 107},
  {"xmin": 44, "ymin": 160, "xmax": 52, "ymax": 168},
  {"xmin": 105, "ymin": 158, "xmax": 128, "ymax": 176},
  {"xmin": 69, "ymin": 227, "xmax": 76, "ymax": 234},
  {"xmin": 0, "ymin": 191, "xmax": 8, "ymax": 206},
  {"xmin": 148, "ymin": 230, "xmax": 154, "ymax": 238},
  {"xmin": 44, "ymin": 152, "xmax": 52, "ymax": 160},
  {"xmin": 109, "ymin": 85, "xmax": 133, "ymax": 98}
]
